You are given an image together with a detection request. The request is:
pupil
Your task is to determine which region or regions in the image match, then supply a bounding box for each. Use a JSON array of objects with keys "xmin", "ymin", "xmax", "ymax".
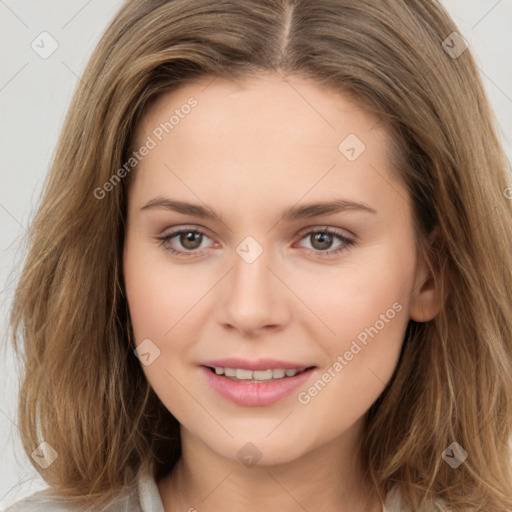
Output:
[
  {"xmin": 181, "ymin": 232, "xmax": 201, "ymax": 249},
  {"xmin": 313, "ymin": 232, "xmax": 332, "ymax": 250}
]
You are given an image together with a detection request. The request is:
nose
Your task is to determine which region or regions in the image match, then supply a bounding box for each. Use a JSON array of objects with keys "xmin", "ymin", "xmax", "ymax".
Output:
[{"xmin": 217, "ymin": 244, "xmax": 290, "ymax": 337}]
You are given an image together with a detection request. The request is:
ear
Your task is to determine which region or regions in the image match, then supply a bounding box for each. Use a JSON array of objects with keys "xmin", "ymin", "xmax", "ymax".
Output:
[{"xmin": 409, "ymin": 227, "xmax": 445, "ymax": 322}]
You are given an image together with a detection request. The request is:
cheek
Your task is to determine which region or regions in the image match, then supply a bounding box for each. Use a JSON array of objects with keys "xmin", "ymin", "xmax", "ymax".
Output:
[
  {"xmin": 296, "ymin": 241, "xmax": 414, "ymax": 380},
  {"xmin": 333, "ymin": 264, "xmax": 410, "ymax": 353},
  {"xmin": 297, "ymin": 316, "xmax": 407, "ymax": 444},
  {"xmin": 299, "ymin": 241, "xmax": 414, "ymax": 348},
  {"xmin": 123, "ymin": 240, "xmax": 206, "ymax": 343},
  {"xmin": 123, "ymin": 241, "xmax": 205, "ymax": 416}
]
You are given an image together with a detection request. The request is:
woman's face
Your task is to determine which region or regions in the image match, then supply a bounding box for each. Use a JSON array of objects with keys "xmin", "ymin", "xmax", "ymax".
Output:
[{"xmin": 123, "ymin": 72, "xmax": 436, "ymax": 466}]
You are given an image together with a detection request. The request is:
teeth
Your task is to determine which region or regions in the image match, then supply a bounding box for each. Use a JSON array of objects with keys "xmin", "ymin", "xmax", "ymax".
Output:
[
  {"xmin": 212, "ymin": 367, "xmax": 304, "ymax": 380},
  {"xmin": 253, "ymin": 370, "xmax": 273, "ymax": 380},
  {"xmin": 235, "ymin": 369, "xmax": 253, "ymax": 380}
]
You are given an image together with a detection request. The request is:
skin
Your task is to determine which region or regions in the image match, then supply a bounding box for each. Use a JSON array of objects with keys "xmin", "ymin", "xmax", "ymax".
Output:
[{"xmin": 123, "ymin": 72, "xmax": 441, "ymax": 512}]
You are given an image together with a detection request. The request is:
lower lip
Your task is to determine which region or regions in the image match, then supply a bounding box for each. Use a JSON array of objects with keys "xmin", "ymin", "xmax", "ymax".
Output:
[{"xmin": 200, "ymin": 366, "xmax": 315, "ymax": 407}]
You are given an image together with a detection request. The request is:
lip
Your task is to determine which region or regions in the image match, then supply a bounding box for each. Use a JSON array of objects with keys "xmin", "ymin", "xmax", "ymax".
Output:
[
  {"xmin": 201, "ymin": 358, "xmax": 311, "ymax": 371},
  {"xmin": 200, "ymin": 364, "xmax": 316, "ymax": 407}
]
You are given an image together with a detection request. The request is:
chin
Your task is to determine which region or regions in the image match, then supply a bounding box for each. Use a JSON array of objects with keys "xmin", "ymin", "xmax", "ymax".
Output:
[{"xmin": 201, "ymin": 430, "xmax": 313, "ymax": 468}]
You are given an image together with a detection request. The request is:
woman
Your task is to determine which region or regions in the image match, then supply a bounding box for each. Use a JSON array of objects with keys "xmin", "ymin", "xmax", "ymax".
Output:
[{"xmin": 7, "ymin": 0, "xmax": 512, "ymax": 510}]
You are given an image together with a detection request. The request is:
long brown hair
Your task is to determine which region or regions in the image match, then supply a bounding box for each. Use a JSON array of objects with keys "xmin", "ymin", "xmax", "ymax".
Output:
[{"xmin": 9, "ymin": 0, "xmax": 512, "ymax": 510}]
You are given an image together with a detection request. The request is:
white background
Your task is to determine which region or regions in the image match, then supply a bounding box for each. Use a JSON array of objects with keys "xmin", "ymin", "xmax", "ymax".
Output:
[{"xmin": 1, "ymin": 0, "xmax": 511, "ymax": 508}]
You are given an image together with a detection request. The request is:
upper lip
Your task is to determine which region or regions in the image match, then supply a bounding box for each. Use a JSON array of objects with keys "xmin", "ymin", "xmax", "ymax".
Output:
[{"xmin": 201, "ymin": 358, "xmax": 315, "ymax": 372}]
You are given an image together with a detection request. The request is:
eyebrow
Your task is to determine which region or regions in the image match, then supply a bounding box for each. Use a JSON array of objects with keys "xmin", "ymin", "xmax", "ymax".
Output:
[{"xmin": 140, "ymin": 196, "xmax": 377, "ymax": 221}]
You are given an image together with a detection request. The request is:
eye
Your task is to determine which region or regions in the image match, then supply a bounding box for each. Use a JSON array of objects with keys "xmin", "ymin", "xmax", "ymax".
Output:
[
  {"xmin": 156, "ymin": 228, "xmax": 214, "ymax": 257},
  {"xmin": 156, "ymin": 226, "xmax": 356, "ymax": 258},
  {"xmin": 295, "ymin": 228, "xmax": 355, "ymax": 256}
]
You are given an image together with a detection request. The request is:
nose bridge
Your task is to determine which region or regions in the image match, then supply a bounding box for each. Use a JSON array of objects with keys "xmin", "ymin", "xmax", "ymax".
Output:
[{"xmin": 219, "ymin": 236, "xmax": 288, "ymax": 333}]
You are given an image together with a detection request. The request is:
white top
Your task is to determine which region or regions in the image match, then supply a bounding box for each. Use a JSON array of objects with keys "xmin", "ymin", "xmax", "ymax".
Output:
[{"xmin": 3, "ymin": 465, "xmax": 408, "ymax": 511}]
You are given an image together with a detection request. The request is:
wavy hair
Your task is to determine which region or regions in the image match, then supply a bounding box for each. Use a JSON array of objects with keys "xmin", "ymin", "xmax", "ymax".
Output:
[{"xmin": 9, "ymin": 0, "xmax": 512, "ymax": 510}]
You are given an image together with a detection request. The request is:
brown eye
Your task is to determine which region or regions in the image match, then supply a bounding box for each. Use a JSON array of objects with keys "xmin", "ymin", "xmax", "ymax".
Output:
[
  {"xmin": 156, "ymin": 228, "xmax": 213, "ymax": 257},
  {"xmin": 179, "ymin": 231, "xmax": 203, "ymax": 250},
  {"xmin": 296, "ymin": 228, "xmax": 355, "ymax": 256},
  {"xmin": 309, "ymin": 232, "xmax": 335, "ymax": 251}
]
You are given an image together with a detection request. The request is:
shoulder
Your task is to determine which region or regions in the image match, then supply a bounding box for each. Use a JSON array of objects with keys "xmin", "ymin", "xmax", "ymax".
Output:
[
  {"xmin": 383, "ymin": 485, "xmax": 404, "ymax": 512},
  {"xmin": 2, "ymin": 484, "xmax": 141, "ymax": 512},
  {"xmin": 2, "ymin": 463, "xmax": 161, "ymax": 512},
  {"xmin": 383, "ymin": 485, "xmax": 448, "ymax": 512},
  {"xmin": 2, "ymin": 488, "xmax": 80, "ymax": 511}
]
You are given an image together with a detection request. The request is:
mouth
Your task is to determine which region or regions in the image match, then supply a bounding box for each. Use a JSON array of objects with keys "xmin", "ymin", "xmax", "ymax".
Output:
[
  {"xmin": 204, "ymin": 365, "xmax": 315, "ymax": 382},
  {"xmin": 200, "ymin": 364, "xmax": 317, "ymax": 407}
]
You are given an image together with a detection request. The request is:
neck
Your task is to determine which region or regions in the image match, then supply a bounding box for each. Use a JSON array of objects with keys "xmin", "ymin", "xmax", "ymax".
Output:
[{"xmin": 157, "ymin": 421, "xmax": 383, "ymax": 512}]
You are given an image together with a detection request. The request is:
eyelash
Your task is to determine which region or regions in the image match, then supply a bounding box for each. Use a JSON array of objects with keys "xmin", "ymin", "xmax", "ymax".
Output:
[{"xmin": 155, "ymin": 227, "xmax": 356, "ymax": 258}]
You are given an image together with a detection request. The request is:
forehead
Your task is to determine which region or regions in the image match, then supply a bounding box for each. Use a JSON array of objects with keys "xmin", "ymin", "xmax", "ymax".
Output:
[
  {"xmin": 129, "ymin": 73, "xmax": 406, "ymax": 221},
  {"xmin": 138, "ymin": 73, "xmax": 385, "ymax": 149}
]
